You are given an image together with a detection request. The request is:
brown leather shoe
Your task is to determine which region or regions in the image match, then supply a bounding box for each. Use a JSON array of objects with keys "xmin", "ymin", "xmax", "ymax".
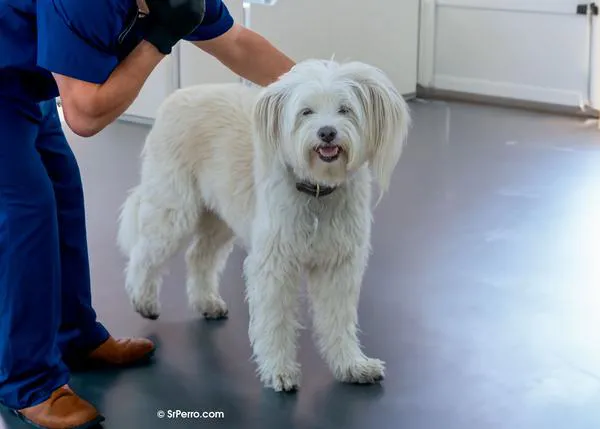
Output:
[
  {"xmin": 15, "ymin": 385, "xmax": 104, "ymax": 429},
  {"xmin": 86, "ymin": 336, "xmax": 155, "ymax": 366}
]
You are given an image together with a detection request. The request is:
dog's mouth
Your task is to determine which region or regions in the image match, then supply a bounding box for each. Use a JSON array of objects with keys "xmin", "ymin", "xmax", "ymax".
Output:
[{"xmin": 314, "ymin": 144, "xmax": 342, "ymax": 162}]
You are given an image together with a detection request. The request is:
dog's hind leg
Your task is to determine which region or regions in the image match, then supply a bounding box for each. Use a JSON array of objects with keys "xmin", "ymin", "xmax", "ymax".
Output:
[
  {"xmin": 185, "ymin": 211, "xmax": 234, "ymax": 319},
  {"xmin": 124, "ymin": 196, "xmax": 198, "ymax": 320}
]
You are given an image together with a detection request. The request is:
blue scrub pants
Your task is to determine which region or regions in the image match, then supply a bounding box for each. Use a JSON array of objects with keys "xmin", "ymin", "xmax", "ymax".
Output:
[{"xmin": 0, "ymin": 97, "xmax": 109, "ymax": 410}]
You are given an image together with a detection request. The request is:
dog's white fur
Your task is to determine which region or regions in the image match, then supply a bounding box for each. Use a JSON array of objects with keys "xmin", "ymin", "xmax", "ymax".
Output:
[{"xmin": 117, "ymin": 59, "xmax": 410, "ymax": 391}]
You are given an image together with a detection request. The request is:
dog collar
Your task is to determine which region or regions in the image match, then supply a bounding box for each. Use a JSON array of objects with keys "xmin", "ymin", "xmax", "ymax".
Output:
[{"xmin": 295, "ymin": 182, "xmax": 336, "ymax": 198}]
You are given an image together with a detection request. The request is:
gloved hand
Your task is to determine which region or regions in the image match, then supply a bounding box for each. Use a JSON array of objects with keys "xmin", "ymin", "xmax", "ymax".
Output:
[{"xmin": 144, "ymin": 0, "xmax": 206, "ymax": 55}]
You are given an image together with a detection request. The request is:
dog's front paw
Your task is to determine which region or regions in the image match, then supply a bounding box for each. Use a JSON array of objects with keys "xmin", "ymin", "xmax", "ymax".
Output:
[
  {"xmin": 261, "ymin": 367, "xmax": 301, "ymax": 392},
  {"xmin": 335, "ymin": 357, "xmax": 385, "ymax": 384},
  {"xmin": 190, "ymin": 294, "xmax": 229, "ymax": 320},
  {"xmin": 129, "ymin": 294, "xmax": 160, "ymax": 320},
  {"xmin": 125, "ymin": 281, "xmax": 160, "ymax": 320}
]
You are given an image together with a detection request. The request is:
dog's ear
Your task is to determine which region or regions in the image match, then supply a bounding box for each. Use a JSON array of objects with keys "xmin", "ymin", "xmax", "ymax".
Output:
[
  {"xmin": 252, "ymin": 81, "xmax": 289, "ymax": 167},
  {"xmin": 343, "ymin": 62, "xmax": 411, "ymax": 199}
]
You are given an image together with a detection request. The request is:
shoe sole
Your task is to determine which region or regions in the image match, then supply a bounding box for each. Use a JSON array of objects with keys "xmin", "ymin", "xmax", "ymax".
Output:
[{"xmin": 12, "ymin": 410, "xmax": 105, "ymax": 429}]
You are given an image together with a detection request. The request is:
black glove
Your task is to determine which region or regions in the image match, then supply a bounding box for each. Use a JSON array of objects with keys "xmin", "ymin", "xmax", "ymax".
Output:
[{"xmin": 144, "ymin": 0, "xmax": 206, "ymax": 55}]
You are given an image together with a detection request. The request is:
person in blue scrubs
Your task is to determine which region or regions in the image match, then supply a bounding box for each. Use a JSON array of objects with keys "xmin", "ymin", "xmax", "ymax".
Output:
[{"xmin": 0, "ymin": 0, "xmax": 295, "ymax": 428}]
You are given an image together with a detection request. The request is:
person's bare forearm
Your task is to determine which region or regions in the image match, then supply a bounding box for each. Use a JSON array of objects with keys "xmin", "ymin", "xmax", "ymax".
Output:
[
  {"xmin": 235, "ymin": 31, "xmax": 295, "ymax": 86},
  {"xmin": 195, "ymin": 26, "xmax": 294, "ymax": 87},
  {"xmin": 54, "ymin": 41, "xmax": 165, "ymax": 137}
]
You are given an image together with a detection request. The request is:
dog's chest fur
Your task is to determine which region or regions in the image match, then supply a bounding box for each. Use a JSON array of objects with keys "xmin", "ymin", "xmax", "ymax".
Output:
[{"xmin": 254, "ymin": 166, "xmax": 373, "ymax": 268}]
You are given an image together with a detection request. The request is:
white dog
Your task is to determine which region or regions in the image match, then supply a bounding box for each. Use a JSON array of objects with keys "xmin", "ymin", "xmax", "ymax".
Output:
[{"xmin": 117, "ymin": 59, "xmax": 411, "ymax": 392}]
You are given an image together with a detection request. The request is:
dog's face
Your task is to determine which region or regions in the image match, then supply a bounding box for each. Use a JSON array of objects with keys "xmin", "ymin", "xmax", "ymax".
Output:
[{"xmin": 253, "ymin": 59, "xmax": 411, "ymax": 194}]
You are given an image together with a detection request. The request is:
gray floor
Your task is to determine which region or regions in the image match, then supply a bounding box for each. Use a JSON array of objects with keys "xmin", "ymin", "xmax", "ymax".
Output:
[{"xmin": 2, "ymin": 100, "xmax": 600, "ymax": 429}]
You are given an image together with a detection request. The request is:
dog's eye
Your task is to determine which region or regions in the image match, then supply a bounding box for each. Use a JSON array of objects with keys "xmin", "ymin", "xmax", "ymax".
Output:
[
  {"xmin": 338, "ymin": 106, "xmax": 351, "ymax": 114},
  {"xmin": 301, "ymin": 108, "xmax": 314, "ymax": 116}
]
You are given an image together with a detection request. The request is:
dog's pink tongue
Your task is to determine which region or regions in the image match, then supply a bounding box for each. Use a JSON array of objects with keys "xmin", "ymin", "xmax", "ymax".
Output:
[{"xmin": 318, "ymin": 146, "xmax": 340, "ymax": 157}]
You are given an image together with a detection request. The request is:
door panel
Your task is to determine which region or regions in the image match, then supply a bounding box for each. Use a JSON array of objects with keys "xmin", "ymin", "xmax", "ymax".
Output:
[{"xmin": 419, "ymin": 0, "xmax": 597, "ymax": 108}]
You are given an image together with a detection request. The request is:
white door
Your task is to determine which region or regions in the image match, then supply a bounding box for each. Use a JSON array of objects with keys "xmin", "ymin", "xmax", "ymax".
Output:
[{"xmin": 418, "ymin": 0, "xmax": 599, "ymax": 109}]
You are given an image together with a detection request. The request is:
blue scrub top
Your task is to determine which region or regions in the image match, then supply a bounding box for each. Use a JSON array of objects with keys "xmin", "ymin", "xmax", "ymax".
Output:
[{"xmin": 0, "ymin": 0, "xmax": 235, "ymax": 101}]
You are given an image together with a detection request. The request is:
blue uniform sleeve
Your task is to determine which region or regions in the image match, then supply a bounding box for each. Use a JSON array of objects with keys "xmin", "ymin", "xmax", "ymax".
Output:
[
  {"xmin": 184, "ymin": 0, "xmax": 234, "ymax": 41},
  {"xmin": 36, "ymin": 0, "xmax": 122, "ymax": 84}
]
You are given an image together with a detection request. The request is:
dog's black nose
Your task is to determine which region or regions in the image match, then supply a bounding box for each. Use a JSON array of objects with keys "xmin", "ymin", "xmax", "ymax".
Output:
[{"xmin": 317, "ymin": 126, "xmax": 337, "ymax": 143}]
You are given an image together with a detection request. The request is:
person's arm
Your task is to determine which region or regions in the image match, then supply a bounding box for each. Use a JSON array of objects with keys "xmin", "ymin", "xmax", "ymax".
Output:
[
  {"xmin": 54, "ymin": 41, "xmax": 165, "ymax": 137},
  {"xmin": 36, "ymin": 0, "xmax": 205, "ymax": 137},
  {"xmin": 194, "ymin": 24, "xmax": 295, "ymax": 86}
]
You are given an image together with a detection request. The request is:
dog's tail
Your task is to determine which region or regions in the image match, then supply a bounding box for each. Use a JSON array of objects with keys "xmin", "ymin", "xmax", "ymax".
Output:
[{"xmin": 117, "ymin": 185, "xmax": 143, "ymax": 256}]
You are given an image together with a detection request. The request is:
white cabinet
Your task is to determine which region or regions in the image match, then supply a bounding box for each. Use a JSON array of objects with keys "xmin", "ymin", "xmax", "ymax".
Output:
[
  {"xmin": 178, "ymin": 0, "xmax": 244, "ymax": 87},
  {"xmin": 178, "ymin": 43, "xmax": 240, "ymax": 88},
  {"xmin": 122, "ymin": 52, "xmax": 179, "ymax": 124}
]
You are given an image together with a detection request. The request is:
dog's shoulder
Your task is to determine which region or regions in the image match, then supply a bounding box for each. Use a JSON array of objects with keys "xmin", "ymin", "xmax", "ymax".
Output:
[{"xmin": 152, "ymin": 83, "xmax": 259, "ymax": 127}]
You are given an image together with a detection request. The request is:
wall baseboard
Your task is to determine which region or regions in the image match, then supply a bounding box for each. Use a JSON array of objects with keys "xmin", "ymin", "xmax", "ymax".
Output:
[
  {"xmin": 432, "ymin": 75, "xmax": 584, "ymax": 108},
  {"xmin": 417, "ymin": 85, "xmax": 599, "ymax": 118}
]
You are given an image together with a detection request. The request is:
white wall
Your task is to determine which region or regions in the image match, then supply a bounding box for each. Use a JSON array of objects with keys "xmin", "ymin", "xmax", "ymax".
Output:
[
  {"xmin": 124, "ymin": 0, "xmax": 420, "ymax": 122},
  {"xmin": 419, "ymin": 0, "xmax": 598, "ymax": 108},
  {"xmin": 249, "ymin": 0, "xmax": 420, "ymax": 96}
]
